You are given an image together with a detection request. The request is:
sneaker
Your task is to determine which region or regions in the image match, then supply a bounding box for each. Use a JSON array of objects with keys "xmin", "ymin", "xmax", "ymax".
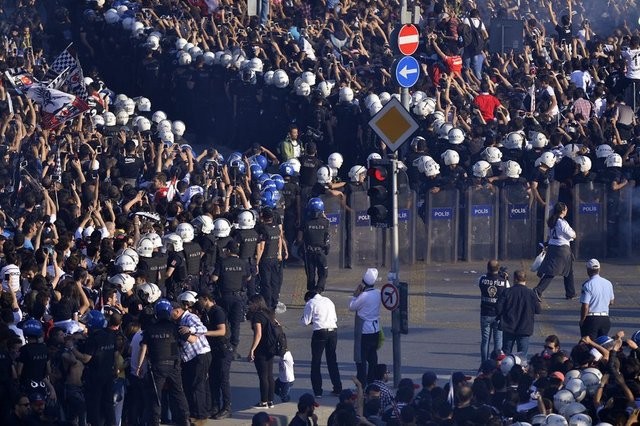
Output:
[
  {"xmin": 268, "ymin": 401, "xmax": 275, "ymax": 408},
  {"xmin": 565, "ymin": 295, "xmax": 577, "ymax": 300},
  {"xmin": 213, "ymin": 409, "xmax": 231, "ymax": 419},
  {"xmin": 533, "ymin": 289, "xmax": 542, "ymax": 302},
  {"xmin": 275, "ymin": 302, "xmax": 287, "ymax": 314},
  {"xmin": 314, "ymin": 393, "xmax": 323, "ymax": 398},
  {"xmin": 330, "ymin": 389, "xmax": 342, "ymax": 396},
  {"xmin": 254, "ymin": 402, "xmax": 269, "ymax": 408}
]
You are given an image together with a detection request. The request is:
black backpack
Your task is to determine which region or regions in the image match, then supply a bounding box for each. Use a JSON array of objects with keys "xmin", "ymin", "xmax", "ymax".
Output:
[
  {"xmin": 264, "ymin": 319, "xmax": 288, "ymax": 357},
  {"xmin": 468, "ymin": 19, "xmax": 485, "ymax": 54}
]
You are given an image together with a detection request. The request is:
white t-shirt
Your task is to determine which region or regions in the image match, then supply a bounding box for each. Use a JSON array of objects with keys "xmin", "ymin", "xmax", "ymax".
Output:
[
  {"xmin": 462, "ymin": 17, "xmax": 486, "ymax": 32},
  {"xmin": 570, "ymin": 70, "xmax": 592, "ymax": 91},
  {"xmin": 544, "ymin": 86, "xmax": 559, "ymax": 117},
  {"xmin": 622, "ymin": 48, "xmax": 640, "ymax": 79}
]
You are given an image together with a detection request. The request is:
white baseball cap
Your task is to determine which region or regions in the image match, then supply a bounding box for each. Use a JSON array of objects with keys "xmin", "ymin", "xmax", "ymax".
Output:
[
  {"xmin": 586, "ymin": 259, "xmax": 600, "ymax": 269},
  {"xmin": 363, "ymin": 268, "xmax": 379, "ymax": 286}
]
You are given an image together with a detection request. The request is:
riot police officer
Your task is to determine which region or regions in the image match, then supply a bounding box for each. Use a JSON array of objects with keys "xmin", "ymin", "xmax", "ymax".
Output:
[
  {"xmin": 176, "ymin": 223, "xmax": 204, "ymax": 291},
  {"xmin": 136, "ymin": 233, "xmax": 168, "ymax": 296},
  {"xmin": 136, "ymin": 299, "xmax": 190, "ymax": 426},
  {"xmin": 164, "ymin": 234, "xmax": 188, "ymax": 299},
  {"xmin": 299, "ymin": 198, "xmax": 330, "ymax": 293},
  {"xmin": 211, "ymin": 240, "xmax": 250, "ymax": 355},
  {"xmin": 256, "ymin": 208, "xmax": 284, "ymax": 310},
  {"xmin": 231, "ymin": 210, "xmax": 259, "ymax": 297}
]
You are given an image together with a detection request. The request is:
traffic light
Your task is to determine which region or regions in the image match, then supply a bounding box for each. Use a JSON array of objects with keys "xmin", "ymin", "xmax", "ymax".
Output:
[{"xmin": 367, "ymin": 159, "xmax": 393, "ymax": 227}]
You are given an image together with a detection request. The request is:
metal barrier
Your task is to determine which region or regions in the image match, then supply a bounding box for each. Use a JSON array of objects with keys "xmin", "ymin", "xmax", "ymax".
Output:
[
  {"xmin": 425, "ymin": 189, "xmax": 459, "ymax": 263},
  {"xmin": 466, "ymin": 187, "xmax": 499, "ymax": 261},
  {"xmin": 499, "ymin": 184, "xmax": 537, "ymax": 259},
  {"xmin": 572, "ymin": 182, "xmax": 606, "ymax": 260},
  {"xmin": 321, "ymin": 194, "xmax": 345, "ymax": 269},
  {"xmin": 347, "ymin": 191, "xmax": 384, "ymax": 268}
]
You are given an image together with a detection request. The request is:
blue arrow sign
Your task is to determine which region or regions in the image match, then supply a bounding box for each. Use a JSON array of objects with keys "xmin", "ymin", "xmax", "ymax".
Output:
[{"xmin": 395, "ymin": 56, "xmax": 420, "ymax": 88}]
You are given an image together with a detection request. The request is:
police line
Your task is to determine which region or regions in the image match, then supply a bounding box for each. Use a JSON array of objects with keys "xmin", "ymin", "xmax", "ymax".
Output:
[{"xmin": 320, "ymin": 182, "xmax": 639, "ymax": 267}]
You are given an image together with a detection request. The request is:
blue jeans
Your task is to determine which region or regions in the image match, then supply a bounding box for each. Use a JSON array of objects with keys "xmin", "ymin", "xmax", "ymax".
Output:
[
  {"xmin": 259, "ymin": 0, "xmax": 269, "ymax": 25},
  {"xmin": 480, "ymin": 315, "xmax": 502, "ymax": 362},
  {"xmin": 463, "ymin": 52, "xmax": 485, "ymax": 80},
  {"xmin": 502, "ymin": 333, "xmax": 530, "ymax": 357}
]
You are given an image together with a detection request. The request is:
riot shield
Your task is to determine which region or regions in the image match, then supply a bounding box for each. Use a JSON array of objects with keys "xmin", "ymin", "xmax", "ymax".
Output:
[
  {"xmin": 542, "ymin": 181, "xmax": 559, "ymax": 242},
  {"xmin": 321, "ymin": 194, "xmax": 345, "ymax": 269},
  {"xmin": 425, "ymin": 189, "xmax": 459, "ymax": 263},
  {"xmin": 466, "ymin": 186, "xmax": 499, "ymax": 261},
  {"xmin": 617, "ymin": 183, "xmax": 634, "ymax": 258},
  {"xmin": 347, "ymin": 191, "xmax": 384, "ymax": 268},
  {"xmin": 393, "ymin": 190, "xmax": 417, "ymax": 265},
  {"xmin": 572, "ymin": 182, "xmax": 606, "ymax": 260},
  {"xmin": 498, "ymin": 184, "xmax": 537, "ymax": 259}
]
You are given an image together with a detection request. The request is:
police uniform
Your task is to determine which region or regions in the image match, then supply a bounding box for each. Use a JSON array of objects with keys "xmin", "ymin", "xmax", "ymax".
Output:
[
  {"xmin": 183, "ymin": 241, "xmax": 204, "ymax": 286},
  {"xmin": 138, "ymin": 253, "xmax": 168, "ymax": 295},
  {"xmin": 213, "ymin": 255, "xmax": 250, "ymax": 350},
  {"xmin": 280, "ymin": 180, "xmax": 301, "ymax": 250},
  {"xmin": 256, "ymin": 218, "xmax": 282, "ymax": 310},
  {"xmin": 201, "ymin": 304, "xmax": 233, "ymax": 416},
  {"xmin": 166, "ymin": 251, "xmax": 188, "ymax": 299},
  {"xmin": 478, "ymin": 272, "xmax": 510, "ymax": 362},
  {"xmin": 231, "ymin": 227, "xmax": 259, "ymax": 297},
  {"xmin": 141, "ymin": 318, "xmax": 190, "ymax": 426},
  {"xmin": 301, "ymin": 214, "xmax": 330, "ymax": 292},
  {"xmin": 80, "ymin": 328, "xmax": 116, "ymax": 426}
]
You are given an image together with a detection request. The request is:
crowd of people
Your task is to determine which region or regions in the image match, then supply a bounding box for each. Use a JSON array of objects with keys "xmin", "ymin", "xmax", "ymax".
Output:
[{"xmin": 1, "ymin": 0, "xmax": 640, "ymax": 424}]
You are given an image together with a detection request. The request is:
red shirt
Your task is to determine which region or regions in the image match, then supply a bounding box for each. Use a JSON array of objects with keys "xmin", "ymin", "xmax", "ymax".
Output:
[
  {"xmin": 444, "ymin": 55, "xmax": 463, "ymax": 75},
  {"xmin": 475, "ymin": 93, "xmax": 502, "ymax": 121}
]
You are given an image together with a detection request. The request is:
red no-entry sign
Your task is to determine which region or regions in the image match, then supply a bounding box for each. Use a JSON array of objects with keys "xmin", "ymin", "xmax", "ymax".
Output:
[{"xmin": 397, "ymin": 24, "xmax": 420, "ymax": 56}]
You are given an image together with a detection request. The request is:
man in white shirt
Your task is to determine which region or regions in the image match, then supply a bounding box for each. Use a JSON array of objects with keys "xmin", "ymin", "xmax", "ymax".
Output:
[
  {"xmin": 301, "ymin": 290, "xmax": 342, "ymax": 397},
  {"xmin": 348, "ymin": 268, "xmax": 381, "ymax": 385}
]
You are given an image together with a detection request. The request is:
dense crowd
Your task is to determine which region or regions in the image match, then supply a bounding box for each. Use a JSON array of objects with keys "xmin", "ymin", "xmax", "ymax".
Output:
[{"xmin": 1, "ymin": 0, "xmax": 640, "ymax": 425}]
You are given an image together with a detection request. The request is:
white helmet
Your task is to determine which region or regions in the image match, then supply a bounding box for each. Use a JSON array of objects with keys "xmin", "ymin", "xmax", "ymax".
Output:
[
  {"xmin": 163, "ymin": 233, "xmax": 183, "ymax": 252},
  {"xmin": 288, "ymin": 158, "xmax": 301, "ymax": 174},
  {"xmin": 145, "ymin": 232, "xmax": 163, "ymax": 249},
  {"xmin": 92, "ymin": 115, "xmax": 105, "ymax": 128},
  {"xmin": 500, "ymin": 353, "xmax": 523, "ymax": 375},
  {"xmin": 121, "ymin": 17, "xmax": 135, "ymax": 31},
  {"xmin": 368, "ymin": 101, "xmax": 383, "ymax": 116},
  {"xmin": 175, "ymin": 38, "xmax": 188, "ymax": 50},
  {"xmin": 605, "ymin": 153, "xmax": 622, "ymax": 167},
  {"xmin": 561, "ymin": 402, "xmax": 587, "ymax": 420},
  {"xmin": 263, "ymin": 70, "xmax": 275, "ymax": 85},
  {"xmin": 178, "ymin": 52, "xmax": 192, "ymax": 66},
  {"xmin": 595, "ymin": 144, "xmax": 614, "ymax": 159},
  {"xmin": 553, "ymin": 389, "xmax": 576, "ymax": 412},
  {"xmin": 175, "ymin": 223, "xmax": 195, "ymax": 242},
  {"xmin": 530, "ymin": 131, "xmax": 549, "ymax": 148},
  {"xmin": 414, "ymin": 155, "xmax": 435, "ymax": 174},
  {"xmin": 348, "ymin": 165, "xmax": 366, "ymax": 182},
  {"xmin": 296, "ymin": 82, "xmax": 311, "ymax": 96},
  {"xmin": 137, "ymin": 97, "xmax": 151, "ymax": 112},
  {"xmin": 437, "ymin": 122, "xmax": 454, "ymax": 139},
  {"xmin": 424, "ymin": 160, "xmax": 441, "ymax": 177},
  {"xmin": 120, "ymin": 248, "xmax": 139, "ymax": 265},
  {"xmin": 123, "ymin": 98, "xmax": 136, "ymax": 115},
  {"xmin": 482, "ymin": 146, "xmax": 502, "ymax": 163},
  {"xmin": 137, "ymin": 283, "xmax": 161, "ymax": 304},
  {"xmin": 301, "ymin": 71, "xmax": 316, "ymax": 86},
  {"xmin": 574, "ymin": 155, "xmax": 592, "ymax": 173},
  {"xmin": 103, "ymin": 111, "xmax": 116, "ymax": 126},
  {"xmin": 136, "ymin": 236, "xmax": 155, "ymax": 258},
  {"xmin": 202, "ymin": 51, "xmax": 215, "ymax": 66},
  {"xmin": 364, "ymin": 93, "xmax": 380, "ymax": 110},
  {"xmin": 431, "ymin": 110, "xmax": 446, "ymax": 122},
  {"xmin": 339, "ymin": 87, "xmax": 354, "ymax": 102},
  {"xmin": 535, "ymin": 151, "xmax": 556, "ymax": 168},
  {"xmin": 104, "ymin": 8, "xmax": 120, "ymax": 24},
  {"xmin": 411, "ymin": 90, "xmax": 427, "ymax": 105},
  {"xmin": 441, "ymin": 149, "xmax": 460, "ymax": 166},
  {"xmin": 531, "ymin": 415, "xmax": 549, "ymax": 426},
  {"xmin": 472, "ymin": 160, "xmax": 492, "ymax": 178},
  {"xmin": 328, "ymin": 152, "xmax": 344, "ymax": 169},
  {"xmin": 189, "ymin": 46, "xmax": 203, "ymax": 61},
  {"xmin": 115, "ymin": 254, "xmax": 137, "ymax": 273},
  {"xmin": 413, "ymin": 99, "xmax": 435, "ymax": 117},
  {"xmin": 213, "ymin": 218, "xmax": 231, "ymax": 237},
  {"xmin": 273, "ymin": 69, "xmax": 289, "ymax": 88},
  {"xmin": 115, "ymin": 110, "xmax": 129, "ymax": 126},
  {"xmin": 504, "ymin": 160, "xmax": 522, "ymax": 178},
  {"xmin": 136, "ymin": 116, "xmax": 151, "ymax": 132},
  {"xmin": 504, "ymin": 132, "xmax": 525, "ymax": 150},
  {"xmin": 544, "ymin": 414, "xmax": 569, "ymax": 426},
  {"xmin": 378, "ymin": 92, "xmax": 391, "ymax": 105},
  {"xmin": 158, "ymin": 129, "xmax": 174, "ymax": 145},
  {"xmin": 172, "ymin": 120, "xmax": 186, "ymax": 137},
  {"xmin": 317, "ymin": 166, "xmax": 331, "ymax": 184},
  {"xmin": 220, "ymin": 52, "xmax": 233, "ymax": 68},
  {"xmin": 1, "ymin": 264, "xmax": 20, "ymax": 292},
  {"xmin": 178, "ymin": 290, "xmax": 198, "ymax": 306},
  {"xmin": 580, "ymin": 371, "xmax": 602, "ymax": 396},
  {"xmin": 237, "ymin": 210, "xmax": 256, "ymax": 229},
  {"xmin": 108, "ymin": 273, "xmax": 135, "ymax": 293},
  {"xmin": 317, "ymin": 80, "xmax": 334, "ymax": 98},
  {"xmin": 131, "ymin": 21, "xmax": 145, "ymax": 36},
  {"xmin": 84, "ymin": 77, "xmax": 94, "ymax": 87},
  {"xmin": 146, "ymin": 35, "xmax": 160, "ymax": 50},
  {"xmin": 193, "ymin": 215, "xmax": 214, "ymax": 234},
  {"xmin": 116, "ymin": 5, "xmax": 128, "ymax": 15},
  {"xmin": 563, "ymin": 144, "xmax": 583, "ymax": 160},
  {"xmin": 151, "ymin": 110, "xmax": 167, "ymax": 123},
  {"xmin": 157, "ymin": 119, "xmax": 172, "ymax": 133},
  {"xmin": 564, "ymin": 379, "xmax": 587, "ymax": 402},
  {"xmin": 564, "ymin": 370, "xmax": 582, "ymax": 383},
  {"xmin": 448, "ymin": 127, "xmax": 465, "ymax": 144},
  {"xmin": 367, "ymin": 153, "xmax": 382, "ymax": 165},
  {"xmin": 568, "ymin": 413, "xmax": 592, "ymax": 426}
]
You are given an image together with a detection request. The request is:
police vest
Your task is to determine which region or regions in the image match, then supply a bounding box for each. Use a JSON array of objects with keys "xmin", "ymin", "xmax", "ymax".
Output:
[
  {"xmin": 234, "ymin": 229, "xmax": 259, "ymax": 260},
  {"xmin": 303, "ymin": 217, "xmax": 329, "ymax": 248},
  {"xmin": 183, "ymin": 242, "xmax": 203, "ymax": 276},
  {"xmin": 260, "ymin": 224, "xmax": 281, "ymax": 259},
  {"xmin": 219, "ymin": 256, "xmax": 247, "ymax": 293},
  {"xmin": 144, "ymin": 320, "xmax": 180, "ymax": 365},
  {"xmin": 479, "ymin": 274, "xmax": 509, "ymax": 316},
  {"xmin": 140, "ymin": 254, "xmax": 167, "ymax": 288}
]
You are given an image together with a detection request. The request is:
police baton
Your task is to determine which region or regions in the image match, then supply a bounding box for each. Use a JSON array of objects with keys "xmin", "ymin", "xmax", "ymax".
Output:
[{"xmin": 147, "ymin": 363, "xmax": 162, "ymax": 407}]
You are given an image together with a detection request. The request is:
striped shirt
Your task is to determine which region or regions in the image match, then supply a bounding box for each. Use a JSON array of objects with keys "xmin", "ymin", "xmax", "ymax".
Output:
[{"xmin": 178, "ymin": 311, "xmax": 211, "ymax": 362}]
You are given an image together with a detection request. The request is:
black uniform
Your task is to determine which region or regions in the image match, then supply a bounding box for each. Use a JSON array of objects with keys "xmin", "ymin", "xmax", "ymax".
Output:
[
  {"xmin": 183, "ymin": 241, "xmax": 204, "ymax": 285},
  {"xmin": 166, "ymin": 251, "xmax": 188, "ymax": 298},
  {"xmin": 201, "ymin": 304, "xmax": 233, "ymax": 416},
  {"xmin": 81, "ymin": 328, "xmax": 116, "ymax": 426},
  {"xmin": 142, "ymin": 319, "xmax": 190, "ymax": 426},
  {"xmin": 137, "ymin": 253, "xmax": 168, "ymax": 296},
  {"xmin": 214, "ymin": 255, "xmax": 250, "ymax": 349},
  {"xmin": 256, "ymin": 221, "xmax": 282, "ymax": 310},
  {"xmin": 301, "ymin": 214, "xmax": 330, "ymax": 292},
  {"xmin": 232, "ymin": 227, "xmax": 259, "ymax": 297}
]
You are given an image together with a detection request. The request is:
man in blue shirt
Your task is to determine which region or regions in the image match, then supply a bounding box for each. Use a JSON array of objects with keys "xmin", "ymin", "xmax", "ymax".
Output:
[{"xmin": 579, "ymin": 259, "xmax": 614, "ymax": 339}]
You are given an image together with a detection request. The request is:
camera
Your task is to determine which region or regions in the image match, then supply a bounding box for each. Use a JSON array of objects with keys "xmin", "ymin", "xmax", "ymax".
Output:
[{"xmin": 498, "ymin": 266, "xmax": 508, "ymax": 279}]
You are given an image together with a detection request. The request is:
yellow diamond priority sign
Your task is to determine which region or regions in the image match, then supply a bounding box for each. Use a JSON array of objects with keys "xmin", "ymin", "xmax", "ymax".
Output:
[{"xmin": 368, "ymin": 97, "xmax": 419, "ymax": 152}]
